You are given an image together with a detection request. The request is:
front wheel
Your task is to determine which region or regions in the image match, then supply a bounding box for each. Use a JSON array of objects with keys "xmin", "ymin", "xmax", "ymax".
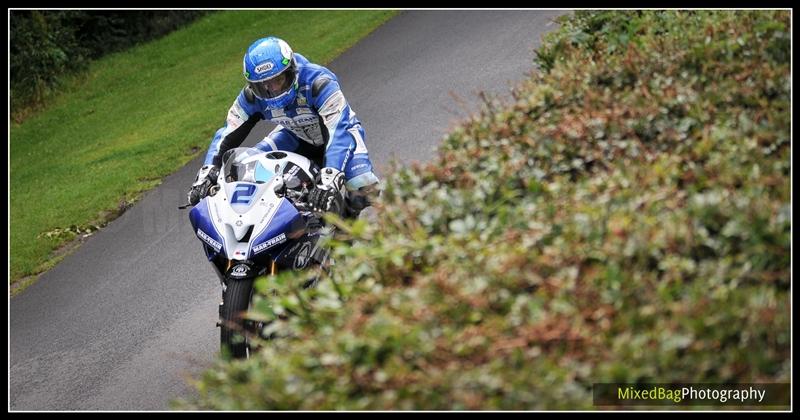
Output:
[{"xmin": 220, "ymin": 278, "xmax": 254, "ymax": 359}]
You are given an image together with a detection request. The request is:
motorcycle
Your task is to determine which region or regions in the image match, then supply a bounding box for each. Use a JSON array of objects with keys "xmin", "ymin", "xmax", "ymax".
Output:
[{"xmin": 183, "ymin": 147, "xmax": 333, "ymax": 359}]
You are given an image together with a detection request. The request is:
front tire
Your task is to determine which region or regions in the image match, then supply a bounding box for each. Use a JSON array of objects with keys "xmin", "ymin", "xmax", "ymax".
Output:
[{"xmin": 220, "ymin": 278, "xmax": 254, "ymax": 359}]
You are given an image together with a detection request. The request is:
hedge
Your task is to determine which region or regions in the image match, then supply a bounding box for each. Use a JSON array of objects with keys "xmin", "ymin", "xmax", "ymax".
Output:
[
  {"xmin": 178, "ymin": 10, "xmax": 790, "ymax": 410},
  {"xmin": 10, "ymin": 10, "xmax": 206, "ymax": 120}
]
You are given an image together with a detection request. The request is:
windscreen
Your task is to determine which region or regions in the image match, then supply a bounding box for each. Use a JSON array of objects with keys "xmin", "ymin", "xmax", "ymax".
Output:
[{"xmin": 221, "ymin": 148, "xmax": 276, "ymax": 184}]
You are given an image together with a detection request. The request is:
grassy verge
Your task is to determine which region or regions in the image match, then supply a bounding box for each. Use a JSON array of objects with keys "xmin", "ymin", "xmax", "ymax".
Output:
[
  {"xmin": 178, "ymin": 11, "xmax": 790, "ymax": 410},
  {"xmin": 9, "ymin": 10, "xmax": 398, "ymax": 286}
]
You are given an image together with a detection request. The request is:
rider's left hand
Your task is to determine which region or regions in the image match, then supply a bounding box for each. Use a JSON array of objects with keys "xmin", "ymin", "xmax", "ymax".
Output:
[{"xmin": 309, "ymin": 167, "xmax": 345, "ymax": 214}]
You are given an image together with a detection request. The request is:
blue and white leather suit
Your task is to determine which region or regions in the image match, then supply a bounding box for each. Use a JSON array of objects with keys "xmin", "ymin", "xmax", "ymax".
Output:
[{"xmin": 203, "ymin": 53, "xmax": 379, "ymax": 196}]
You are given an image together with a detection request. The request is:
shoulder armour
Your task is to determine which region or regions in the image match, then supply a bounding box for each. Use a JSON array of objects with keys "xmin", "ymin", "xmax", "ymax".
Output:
[{"xmin": 311, "ymin": 76, "xmax": 333, "ymax": 99}]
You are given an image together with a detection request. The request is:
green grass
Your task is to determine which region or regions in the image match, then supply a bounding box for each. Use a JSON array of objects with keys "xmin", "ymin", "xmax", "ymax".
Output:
[{"xmin": 9, "ymin": 10, "xmax": 398, "ymax": 285}]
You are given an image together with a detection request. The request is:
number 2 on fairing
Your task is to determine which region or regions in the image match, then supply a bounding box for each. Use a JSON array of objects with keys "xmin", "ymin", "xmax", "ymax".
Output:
[{"xmin": 231, "ymin": 184, "xmax": 257, "ymax": 204}]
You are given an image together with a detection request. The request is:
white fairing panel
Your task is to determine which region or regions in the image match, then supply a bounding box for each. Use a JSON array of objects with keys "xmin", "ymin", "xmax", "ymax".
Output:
[{"xmin": 205, "ymin": 149, "xmax": 315, "ymax": 261}]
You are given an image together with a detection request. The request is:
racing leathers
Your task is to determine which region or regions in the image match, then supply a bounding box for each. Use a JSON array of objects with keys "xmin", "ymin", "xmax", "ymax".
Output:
[{"xmin": 193, "ymin": 53, "xmax": 379, "ymax": 215}]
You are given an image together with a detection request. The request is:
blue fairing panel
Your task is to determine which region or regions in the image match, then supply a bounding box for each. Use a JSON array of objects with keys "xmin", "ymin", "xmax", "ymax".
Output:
[
  {"xmin": 248, "ymin": 198, "xmax": 302, "ymax": 260},
  {"xmin": 189, "ymin": 199, "xmax": 225, "ymax": 260}
]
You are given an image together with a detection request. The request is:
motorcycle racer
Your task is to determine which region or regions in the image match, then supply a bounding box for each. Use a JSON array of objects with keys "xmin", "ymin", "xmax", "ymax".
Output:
[{"xmin": 188, "ymin": 36, "xmax": 380, "ymax": 217}]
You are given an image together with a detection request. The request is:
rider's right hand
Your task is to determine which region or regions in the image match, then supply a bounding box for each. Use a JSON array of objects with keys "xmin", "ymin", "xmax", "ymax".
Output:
[{"xmin": 187, "ymin": 164, "xmax": 220, "ymax": 206}]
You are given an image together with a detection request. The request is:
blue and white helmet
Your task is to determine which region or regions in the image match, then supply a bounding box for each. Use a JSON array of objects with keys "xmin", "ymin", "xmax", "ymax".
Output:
[{"xmin": 243, "ymin": 37, "xmax": 298, "ymax": 109}]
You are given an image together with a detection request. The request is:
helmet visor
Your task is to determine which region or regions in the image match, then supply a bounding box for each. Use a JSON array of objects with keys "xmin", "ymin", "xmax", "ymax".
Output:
[{"xmin": 248, "ymin": 67, "xmax": 295, "ymax": 99}]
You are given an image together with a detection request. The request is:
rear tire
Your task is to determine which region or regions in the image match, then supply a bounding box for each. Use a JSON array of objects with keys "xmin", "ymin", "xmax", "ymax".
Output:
[{"xmin": 220, "ymin": 278, "xmax": 254, "ymax": 359}]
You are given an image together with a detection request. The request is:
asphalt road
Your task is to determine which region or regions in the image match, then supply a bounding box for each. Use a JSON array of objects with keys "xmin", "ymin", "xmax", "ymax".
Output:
[{"xmin": 10, "ymin": 10, "xmax": 566, "ymax": 410}]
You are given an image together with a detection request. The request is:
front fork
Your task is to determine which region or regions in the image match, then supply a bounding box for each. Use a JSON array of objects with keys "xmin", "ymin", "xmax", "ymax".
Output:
[{"xmin": 216, "ymin": 260, "xmax": 277, "ymax": 328}]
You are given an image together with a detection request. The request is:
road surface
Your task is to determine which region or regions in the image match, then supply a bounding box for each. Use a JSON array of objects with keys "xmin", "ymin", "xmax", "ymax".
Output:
[{"xmin": 10, "ymin": 10, "xmax": 565, "ymax": 410}]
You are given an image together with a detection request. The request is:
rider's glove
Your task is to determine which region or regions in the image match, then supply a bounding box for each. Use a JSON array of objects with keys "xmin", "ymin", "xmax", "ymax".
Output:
[
  {"xmin": 187, "ymin": 164, "xmax": 220, "ymax": 206},
  {"xmin": 308, "ymin": 167, "xmax": 345, "ymax": 215}
]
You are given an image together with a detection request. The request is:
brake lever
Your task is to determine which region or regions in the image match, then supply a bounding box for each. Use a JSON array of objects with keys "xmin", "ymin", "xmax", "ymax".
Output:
[{"xmin": 179, "ymin": 182, "xmax": 219, "ymax": 210}]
